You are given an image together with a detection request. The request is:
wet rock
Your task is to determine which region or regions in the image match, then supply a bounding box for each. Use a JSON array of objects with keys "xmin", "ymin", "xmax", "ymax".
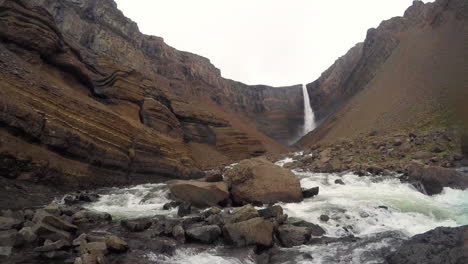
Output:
[
  {"xmin": 277, "ymin": 225, "xmax": 311, "ymax": 247},
  {"xmin": 335, "ymin": 179, "xmax": 345, "ymax": 185},
  {"xmin": 378, "ymin": 206, "xmax": 389, "ymax": 210},
  {"xmin": 258, "ymin": 205, "xmax": 283, "ymax": 219},
  {"xmin": 18, "ymin": 226, "xmax": 37, "ymax": 243},
  {"xmin": 225, "ymin": 205, "xmax": 259, "ymax": 224},
  {"xmin": 33, "ymin": 210, "xmax": 77, "ymax": 232},
  {"xmin": 0, "ymin": 216, "xmax": 22, "ymax": 230},
  {"xmin": 168, "ymin": 180, "xmax": 229, "ymax": 207},
  {"xmin": 204, "ymin": 169, "xmax": 224, "ymax": 182},
  {"xmin": 34, "ymin": 239, "xmax": 70, "ymax": 252},
  {"xmin": 80, "ymin": 241, "xmax": 108, "ymax": 256},
  {"xmin": 202, "ymin": 207, "xmax": 222, "ymax": 218},
  {"xmin": 224, "ymin": 157, "xmax": 303, "ymax": 205},
  {"xmin": 302, "ymin": 187, "xmax": 319, "ymax": 198},
  {"xmin": 172, "ymin": 225, "xmax": 185, "ymax": 243},
  {"xmin": 44, "ymin": 203, "xmax": 61, "ymax": 216},
  {"xmin": 205, "ymin": 214, "xmax": 224, "ymax": 226},
  {"xmin": 319, "ymin": 215, "xmax": 330, "ymax": 222},
  {"xmin": 387, "ymin": 225, "xmax": 468, "ymax": 264},
  {"xmin": 186, "ymin": 225, "xmax": 221, "ymax": 243},
  {"xmin": 121, "ymin": 219, "xmax": 152, "ymax": 232},
  {"xmin": 105, "ymin": 235, "xmax": 128, "ymax": 253},
  {"xmin": 367, "ymin": 166, "xmax": 384, "ymax": 175},
  {"xmin": 224, "ymin": 217, "xmax": 274, "ymax": 247},
  {"xmin": 72, "ymin": 210, "xmax": 112, "ymax": 224},
  {"xmin": 73, "ymin": 233, "xmax": 88, "ymax": 246},
  {"xmin": 407, "ymin": 163, "xmax": 468, "ymax": 195},
  {"xmin": 287, "ymin": 218, "xmax": 325, "ymax": 236},
  {"xmin": 177, "ymin": 202, "xmax": 192, "ymax": 217},
  {"xmin": 33, "ymin": 222, "xmax": 72, "ymax": 241}
]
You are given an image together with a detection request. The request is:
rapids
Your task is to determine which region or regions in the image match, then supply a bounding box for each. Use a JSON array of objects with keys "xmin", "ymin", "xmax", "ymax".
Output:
[{"xmin": 80, "ymin": 155, "xmax": 468, "ymax": 264}]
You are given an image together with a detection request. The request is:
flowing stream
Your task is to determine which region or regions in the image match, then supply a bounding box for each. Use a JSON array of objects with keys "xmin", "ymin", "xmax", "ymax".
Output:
[
  {"xmin": 82, "ymin": 155, "xmax": 468, "ymax": 264},
  {"xmin": 302, "ymin": 84, "xmax": 316, "ymax": 135}
]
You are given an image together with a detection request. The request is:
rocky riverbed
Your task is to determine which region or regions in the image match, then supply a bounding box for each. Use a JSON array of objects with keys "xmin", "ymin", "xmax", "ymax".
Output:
[{"xmin": 1, "ymin": 155, "xmax": 466, "ymax": 264}]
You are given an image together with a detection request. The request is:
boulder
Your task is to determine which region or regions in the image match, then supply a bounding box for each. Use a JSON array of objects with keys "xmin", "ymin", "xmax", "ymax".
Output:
[
  {"xmin": 72, "ymin": 210, "xmax": 112, "ymax": 224},
  {"xmin": 33, "ymin": 210, "xmax": 77, "ymax": 232},
  {"xmin": 168, "ymin": 180, "xmax": 229, "ymax": 207},
  {"xmin": 204, "ymin": 169, "xmax": 224, "ymax": 182},
  {"xmin": 80, "ymin": 241, "xmax": 108, "ymax": 256},
  {"xmin": 225, "ymin": 205, "xmax": 259, "ymax": 224},
  {"xmin": 335, "ymin": 179, "xmax": 345, "ymax": 185},
  {"xmin": 387, "ymin": 225, "xmax": 468, "ymax": 264},
  {"xmin": 121, "ymin": 219, "xmax": 152, "ymax": 232},
  {"xmin": 19, "ymin": 226, "xmax": 37, "ymax": 243},
  {"xmin": 258, "ymin": 205, "xmax": 283, "ymax": 219},
  {"xmin": 186, "ymin": 225, "xmax": 221, "ymax": 244},
  {"xmin": 0, "ymin": 247, "xmax": 12, "ymax": 257},
  {"xmin": 224, "ymin": 157, "xmax": 303, "ymax": 205},
  {"xmin": 302, "ymin": 187, "xmax": 319, "ymax": 198},
  {"xmin": 0, "ymin": 216, "xmax": 22, "ymax": 231},
  {"xmin": 34, "ymin": 239, "xmax": 70, "ymax": 252},
  {"xmin": 33, "ymin": 222, "xmax": 72, "ymax": 241},
  {"xmin": 177, "ymin": 202, "xmax": 192, "ymax": 217},
  {"xmin": 105, "ymin": 235, "xmax": 128, "ymax": 253},
  {"xmin": 172, "ymin": 225, "xmax": 185, "ymax": 243},
  {"xmin": 407, "ymin": 163, "xmax": 468, "ymax": 195},
  {"xmin": 277, "ymin": 225, "xmax": 311, "ymax": 247},
  {"xmin": 163, "ymin": 201, "xmax": 181, "ymax": 210},
  {"xmin": 223, "ymin": 217, "xmax": 274, "ymax": 247},
  {"xmin": 413, "ymin": 151, "xmax": 433, "ymax": 160},
  {"xmin": 287, "ymin": 218, "xmax": 325, "ymax": 236}
]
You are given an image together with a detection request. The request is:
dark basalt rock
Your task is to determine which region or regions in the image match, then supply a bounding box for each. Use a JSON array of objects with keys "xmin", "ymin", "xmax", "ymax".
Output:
[
  {"xmin": 302, "ymin": 187, "xmax": 319, "ymax": 198},
  {"xmin": 407, "ymin": 163, "xmax": 468, "ymax": 195},
  {"xmin": 121, "ymin": 219, "xmax": 152, "ymax": 232},
  {"xmin": 386, "ymin": 225, "xmax": 468, "ymax": 264}
]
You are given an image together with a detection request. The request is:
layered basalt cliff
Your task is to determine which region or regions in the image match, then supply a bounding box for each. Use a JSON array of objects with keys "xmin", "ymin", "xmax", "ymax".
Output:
[
  {"xmin": 0, "ymin": 0, "xmax": 304, "ymax": 188},
  {"xmin": 301, "ymin": 0, "xmax": 468, "ymax": 144}
]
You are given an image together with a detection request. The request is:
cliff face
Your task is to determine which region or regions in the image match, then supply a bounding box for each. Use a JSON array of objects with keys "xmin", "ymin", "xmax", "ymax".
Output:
[
  {"xmin": 0, "ymin": 0, "xmax": 304, "ymax": 189},
  {"xmin": 301, "ymin": 0, "xmax": 468, "ymax": 145}
]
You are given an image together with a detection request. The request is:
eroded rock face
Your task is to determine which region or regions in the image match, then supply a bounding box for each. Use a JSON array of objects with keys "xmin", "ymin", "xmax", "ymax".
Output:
[
  {"xmin": 386, "ymin": 225, "xmax": 468, "ymax": 264},
  {"xmin": 224, "ymin": 157, "xmax": 303, "ymax": 205}
]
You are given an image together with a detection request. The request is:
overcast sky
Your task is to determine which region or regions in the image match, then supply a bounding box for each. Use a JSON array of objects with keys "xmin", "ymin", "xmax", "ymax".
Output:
[{"xmin": 114, "ymin": 0, "xmax": 433, "ymax": 86}]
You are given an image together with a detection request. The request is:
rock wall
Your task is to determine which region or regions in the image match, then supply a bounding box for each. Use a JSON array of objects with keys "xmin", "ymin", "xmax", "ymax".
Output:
[{"xmin": 301, "ymin": 0, "xmax": 468, "ymax": 145}]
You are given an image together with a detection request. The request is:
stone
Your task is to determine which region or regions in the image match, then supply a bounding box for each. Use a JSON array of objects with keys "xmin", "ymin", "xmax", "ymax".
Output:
[
  {"xmin": 334, "ymin": 179, "xmax": 345, "ymax": 185},
  {"xmin": 72, "ymin": 210, "xmax": 112, "ymax": 224},
  {"xmin": 80, "ymin": 241, "xmax": 108, "ymax": 255},
  {"xmin": 168, "ymin": 180, "xmax": 229, "ymax": 207},
  {"xmin": 387, "ymin": 225, "xmax": 468, "ymax": 264},
  {"xmin": 177, "ymin": 202, "xmax": 192, "ymax": 217},
  {"xmin": 0, "ymin": 216, "xmax": 22, "ymax": 230},
  {"xmin": 202, "ymin": 207, "xmax": 222, "ymax": 218},
  {"xmin": 287, "ymin": 218, "xmax": 325, "ymax": 236},
  {"xmin": 407, "ymin": 163, "xmax": 468, "ymax": 195},
  {"xmin": 225, "ymin": 205, "xmax": 260, "ymax": 224},
  {"xmin": 413, "ymin": 151, "xmax": 433, "ymax": 160},
  {"xmin": 18, "ymin": 226, "xmax": 37, "ymax": 243},
  {"xmin": 34, "ymin": 239, "xmax": 70, "ymax": 252},
  {"xmin": 33, "ymin": 210, "xmax": 77, "ymax": 232},
  {"xmin": 205, "ymin": 214, "xmax": 224, "ymax": 226},
  {"xmin": 204, "ymin": 169, "xmax": 224, "ymax": 182},
  {"xmin": 44, "ymin": 203, "xmax": 61, "ymax": 216},
  {"xmin": 186, "ymin": 225, "xmax": 221, "ymax": 244},
  {"xmin": 319, "ymin": 215, "xmax": 330, "ymax": 222},
  {"xmin": 105, "ymin": 235, "xmax": 128, "ymax": 253},
  {"xmin": 224, "ymin": 157, "xmax": 303, "ymax": 205},
  {"xmin": 431, "ymin": 146, "xmax": 444, "ymax": 153},
  {"xmin": 172, "ymin": 225, "xmax": 185, "ymax": 243},
  {"xmin": 33, "ymin": 222, "xmax": 72, "ymax": 241},
  {"xmin": 73, "ymin": 233, "xmax": 88, "ymax": 246},
  {"xmin": 224, "ymin": 217, "xmax": 274, "ymax": 247},
  {"xmin": 121, "ymin": 219, "xmax": 152, "ymax": 232},
  {"xmin": 277, "ymin": 225, "xmax": 311, "ymax": 247},
  {"xmin": 302, "ymin": 187, "xmax": 319, "ymax": 198},
  {"xmin": 258, "ymin": 205, "xmax": 284, "ymax": 219}
]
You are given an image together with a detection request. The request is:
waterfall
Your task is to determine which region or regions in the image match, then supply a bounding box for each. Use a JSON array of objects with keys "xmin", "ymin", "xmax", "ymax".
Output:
[{"xmin": 302, "ymin": 84, "xmax": 316, "ymax": 135}]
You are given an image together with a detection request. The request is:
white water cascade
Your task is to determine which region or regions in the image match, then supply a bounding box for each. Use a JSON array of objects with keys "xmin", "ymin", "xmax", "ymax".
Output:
[{"xmin": 302, "ymin": 84, "xmax": 316, "ymax": 135}]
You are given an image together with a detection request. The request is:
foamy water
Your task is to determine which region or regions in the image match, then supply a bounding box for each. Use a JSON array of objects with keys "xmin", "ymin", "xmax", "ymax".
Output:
[{"xmin": 80, "ymin": 157, "xmax": 468, "ymax": 263}]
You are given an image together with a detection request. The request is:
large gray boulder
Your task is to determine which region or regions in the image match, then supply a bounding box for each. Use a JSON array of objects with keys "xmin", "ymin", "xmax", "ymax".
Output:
[
  {"xmin": 168, "ymin": 180, "xmax": 229, "ymax": 207},
  {"xmin": 277, "ymin": 225, "xmax": 311, "ymax": 247},
  {"xmin": 224, "ymin": 157, "xmax": 303, "ymax": 205},
  {"xmin": 186, "ymin": 225, "xmax": 221, "ymax": 244}
]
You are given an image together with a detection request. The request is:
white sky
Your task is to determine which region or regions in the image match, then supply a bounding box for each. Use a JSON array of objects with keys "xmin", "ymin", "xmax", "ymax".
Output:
[{"xmin": 115, "ymin": 0, "xmax": 433, "ymax": 86}]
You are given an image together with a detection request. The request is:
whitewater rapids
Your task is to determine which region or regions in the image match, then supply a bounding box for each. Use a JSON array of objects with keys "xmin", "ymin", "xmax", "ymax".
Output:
[{"xmin": 81, "ymin": 156, "xmax": 468, "ymax": 264}]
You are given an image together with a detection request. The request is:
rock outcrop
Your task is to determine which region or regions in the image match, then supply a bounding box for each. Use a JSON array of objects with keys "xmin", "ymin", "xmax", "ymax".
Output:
[
  {"xmin": 224, "ymin": 157, "xmax": 303, "ymax": 205},
  {"xmin": 386, "ymin": 225, "xmax": 468, "ymax": 264},
  {"xmin": 0, "ymin": 0, "xmax": 301, "ymax": 192},
  {"xmin": 301, "ymin": 0, "xmax": 468, "ymax": 145}
]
